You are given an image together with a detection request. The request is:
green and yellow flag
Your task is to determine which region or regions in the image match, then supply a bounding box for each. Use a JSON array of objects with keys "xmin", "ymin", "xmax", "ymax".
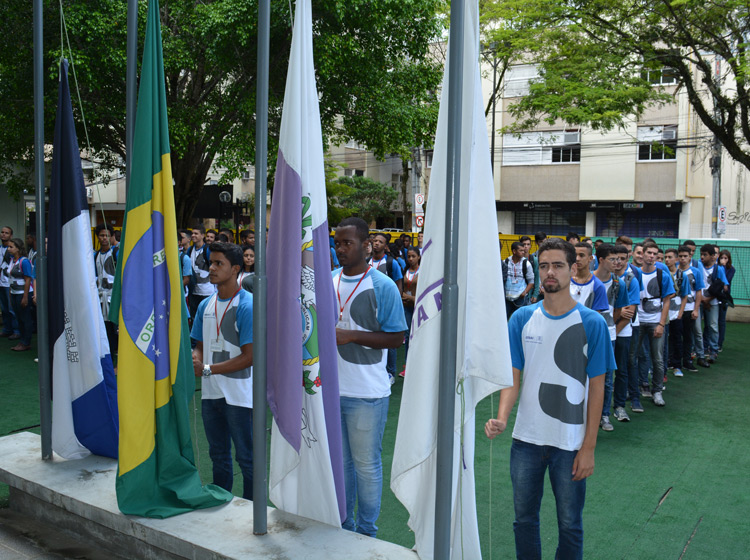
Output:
[{"xmin": 109, "ymin": 0, "xmax": 232, "ymax": 517}]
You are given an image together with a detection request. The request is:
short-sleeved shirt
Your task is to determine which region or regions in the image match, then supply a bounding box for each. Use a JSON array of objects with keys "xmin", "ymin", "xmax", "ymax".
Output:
[
  {"xmin": 570, "ymin": 275, "xmax": 609, "ymax": 312},
  {"xmin": 637, "ymin": 267, "xmax": 675, "ymax": 324},
  {"xmin": 189, "ymin": 244, "xmax": 216, "ymax": 297},
  {"xmin": 333, "ymin": 268, "xmax": 406, "ymax": 399},
  {"xmin": 505, "ymin": 257, "xmax": 534, "ymax": 299},
  {"xmin": 8, "ymin": 257, "xmax": 34, "ymax": 296},
  {"xmin": 509, "ymin": 302, "xmax": 614, "ymax": 451},
  {"xmin": 669, "ymin": 268, "xmax": 692, "ymax": 321},
  {"xmin": 701, "ymin": 263, "xmax": 728, "ymax": 307},
  {"xmin": 368, "ymin": 255, "xmax": 403, "ymax": 284},
  {"xmin": 180, "ymin": 252, "xmax": 192, "ymax": 297},
  {"xmin": 678, "ymin": 266, "xmax": 704, "ymax": 312},
  {"xmin": 616, "ymin": 270, "xmax": 641, "ymax": 339},
  {"xmin": 0, "ymin": 247, "xmax": 10, "ymax": 289},
  {"xmin": 599, "ymin": 273, "xmax": 630, "ymax": 341},
  {"xmin": 191, "ymin": 289, "xmax": 254, "ymax": 408}
]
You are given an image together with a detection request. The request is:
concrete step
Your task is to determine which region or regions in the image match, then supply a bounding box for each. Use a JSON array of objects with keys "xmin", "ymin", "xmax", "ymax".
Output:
[{"xmin": 0, "ymin": 432, "xmax": 417, "ymax": 560}]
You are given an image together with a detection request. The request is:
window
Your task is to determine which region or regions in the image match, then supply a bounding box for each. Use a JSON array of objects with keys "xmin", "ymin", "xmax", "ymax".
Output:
[
  {"xmin": 637, "ymin": 125, "xmax": 677, "ymax": 161},
  {"xmin": 514, "ymin": 210, "xmax": 586, "ymax": 237},
  {"xmin": 502, "ymin": 130, "xmax": 580, "ymax": 166},
  {"xmin": 596, "ymin": 211, "xmax": 679, "ymax": 239},
  {"xmin": 425, "ymin": 150, "xmax": 434, "ymax": 168},
  {"xmin": 504, "ymin": 64, "xmax": 540, "ymax": 98},
  {"xmin": 345, "ymin": 140, "xmax": 366, "ymax": 150},
  {"xmin": 644, "ymin": 67, "xmax": 679, "ymax": 86}
]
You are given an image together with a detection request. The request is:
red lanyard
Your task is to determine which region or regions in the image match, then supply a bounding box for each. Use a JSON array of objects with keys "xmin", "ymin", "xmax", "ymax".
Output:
[
  {"xmin": 214, "ymin": 288, "xmax": 241, "ymax": 340},
  {"xmin": 370, "ymin": 256, "xmax": 386, "ymax": 270},
  {"xmin": 405, "ymin": 267, "xmax": 419, "ymax": 290},
  {"xmin": 337, "ymin": 270, "xmax": 369, "ymax": 320}
]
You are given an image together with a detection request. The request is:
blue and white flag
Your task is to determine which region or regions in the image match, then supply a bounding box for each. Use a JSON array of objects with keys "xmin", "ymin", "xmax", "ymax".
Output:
[
  {"xmin": 266, "ymin": 0, "xmax": 345, "ymax": 526},
  {"xmin": 390, "ymin": 2, "xmax": 513, "ymax": 558},
  {"xmin": 49, "ymin": 60, "xmax": 118, "ymax": 460}
]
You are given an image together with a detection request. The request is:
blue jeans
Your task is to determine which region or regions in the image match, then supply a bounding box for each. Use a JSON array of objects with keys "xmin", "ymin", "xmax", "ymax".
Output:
[
  {"xmin": 635, "ymin": 323, "xmax": 665, "ymax": 393},
  {"xmin": 702, "ymin": 304, "xmax": 720, "ymax": 355},
  {"xmin": 614, "ymin": 336, "xmax": 631, "ymax": 408},
  {"xmin": 601, "ymin": 341, "xmax": 615, "ymax": 416},
  {"xmin": 386, "ymin": 347, "xmax": 396, "ymax": 375},
  {"xmin": 201, "ymin": 398, "xmax": 253, "ymax": 500},
  {"xmin": 10, "ymin": 294, "xmax": 33, "ymax": 346},
  {"xmin": 718, "ymin": 303, "xmax": 728, "ymax": 349},
  {"xmin": 340, "ymin": 396, "xmax": 389, "ymax": 537},
  {"xmin": 691, "ymin": 308, "xmax": 704, "ymax": 356},
  {"xmin": 0, "ymin": 286, "xmax": 19, "ymax": 336},
  {"xmin": 510, "ymin": 439, "xmax": 586, "ymax": 560},
  {"xmin": 403, "ymin": 305, "xmax": 414, "ymax": 362}
]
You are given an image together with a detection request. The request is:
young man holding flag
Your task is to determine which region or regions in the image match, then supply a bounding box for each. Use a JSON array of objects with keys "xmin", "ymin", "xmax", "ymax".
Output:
[{"xmin": 485, "ymin": 238, "xmax": 614, "ymax": 560}]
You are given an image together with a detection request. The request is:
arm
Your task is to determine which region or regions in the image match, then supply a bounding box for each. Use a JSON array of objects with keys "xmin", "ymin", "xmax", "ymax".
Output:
[
  {"xmin": 654, "ymin": 295, "xmax": 672, "ymax": 338},
  {"xmin": 677, "ymin": 296, "xmax": 687, "ymax": 320},
  {"xmin": 192, "ymin": 341, "xmax": 253, "ymax": 377},
  {"xmin": 485, "ymin": 367, "xmax": 521, "ymax": 439},
  {"xmin": 336, "ymin": 329, "xmax": 404, "ymax": 348},
  {"xmin": 572, "ymin": 373, "xmax": 604, "ymax": 481},
  {"xmin": 21, "ymin": 276, "xmax": 30, "ymax": 307},
  {"xmin": 614, "ymin": 305, "xmax": 635, "ymax": 334}
]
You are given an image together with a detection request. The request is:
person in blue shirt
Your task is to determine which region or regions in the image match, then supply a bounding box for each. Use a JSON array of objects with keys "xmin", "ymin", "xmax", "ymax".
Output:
[
  {"xmin": 699, "ymin": 243, "xmax": 728, "ymax": 362},
  {"xmin": 6, "ymin": 238, "xmax": 34, "ymax": 351},
  {"xmin": 485, "ymin": 237, "xmax": 613, "ymax": 560},
  {"xmin": 191, "ymin": 242, "xmax": 254, "ymax": 500},
  {"xmin": 632, "ymin": 241, "xmax": 675, "ymax": 406},
  {"xmin": 676, "ymin": 246, "xmax": 706, "ymax": 371},
  {"xmin": 717, "ymin": 250, "xmax": 735, "ymax": 351}
]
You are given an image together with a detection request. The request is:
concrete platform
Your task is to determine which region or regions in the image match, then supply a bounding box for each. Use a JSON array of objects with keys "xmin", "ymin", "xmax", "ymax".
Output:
[{"xmin": 0, "ymin": 432, "xmax": 417, "ymax": 560}]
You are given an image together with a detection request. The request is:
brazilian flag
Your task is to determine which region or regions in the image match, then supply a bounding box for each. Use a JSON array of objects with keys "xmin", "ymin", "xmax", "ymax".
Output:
[{"xmin": 109, "ymin": 0, "xmax": 232, "ymax": 517}]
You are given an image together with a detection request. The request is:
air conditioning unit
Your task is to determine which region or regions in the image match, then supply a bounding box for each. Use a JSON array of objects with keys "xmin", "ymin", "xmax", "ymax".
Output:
[
  {"xmin": 662, "ymin": 128, "xmax": 677, "ymax": 140},
  {"xmin": 85, "ymin": 186, "xmax": 93, "ymax": 199}
]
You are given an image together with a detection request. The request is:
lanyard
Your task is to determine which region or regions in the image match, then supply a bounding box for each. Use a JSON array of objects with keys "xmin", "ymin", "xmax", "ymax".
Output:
[
  {"xmin": 370, "ymin": 256, "xmax": 386, "ymax": 270},
  {"xmin": 214, "ymin": 288, "xmax": 241, "ymax": 340},
  {"xmin": 337, "ymin": 270, "xmax": 369, "ymax": 320},
  {"xmin": 405, "ymin": 267, "xmax": 419, "ymax": 289}
]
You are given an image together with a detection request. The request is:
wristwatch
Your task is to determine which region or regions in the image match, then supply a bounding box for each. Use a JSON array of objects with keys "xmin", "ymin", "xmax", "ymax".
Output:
[{"xmin": 202, "ymin": 364, "xmax": 212, "ymax": 378}]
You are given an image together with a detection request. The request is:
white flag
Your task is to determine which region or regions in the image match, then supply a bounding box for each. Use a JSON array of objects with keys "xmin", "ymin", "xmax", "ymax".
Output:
[
  {"xmin": 266, "ymin": 0, "xmax": 345, "ymax": 526},
  {"xmin": 390, "ymin": 1, "xmax": 513, "ymax": 558}
]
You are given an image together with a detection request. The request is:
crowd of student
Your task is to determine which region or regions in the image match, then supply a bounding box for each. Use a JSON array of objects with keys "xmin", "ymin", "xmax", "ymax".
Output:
[{"xmin": 503, "ymin": 231, "xmax": 736, "ymax": 431}]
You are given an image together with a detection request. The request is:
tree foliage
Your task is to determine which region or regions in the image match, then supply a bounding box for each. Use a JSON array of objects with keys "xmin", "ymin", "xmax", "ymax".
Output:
[
  {"xmin": 0, "ymin": 0, "xmax": 444, "ymax": 224},
  {"xmin": 480, "ymin": 0, "xmax": 750, "ymax": 171},
  {"xmin": 335, "ymin": 175, "xmax": 399, "ymax": 226}
]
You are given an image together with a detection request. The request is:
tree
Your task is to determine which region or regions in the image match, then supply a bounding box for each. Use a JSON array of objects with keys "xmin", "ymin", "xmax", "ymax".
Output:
[
  {"xmin": 480, "ymin": 0, "xmax": 750, "ymax": 171},
  {"xmin": 336, "ymin": 175, "xmax": 399, "ymax": 226},
  {"xmin": 0, "ymin": 0, "xmax": 444, "ymax": 225}
]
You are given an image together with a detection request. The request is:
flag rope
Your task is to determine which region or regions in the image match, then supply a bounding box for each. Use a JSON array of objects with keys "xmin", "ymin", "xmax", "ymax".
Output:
[{"xmin": 58, "ymin": 0, "xmax": 109, "ymax": 232}]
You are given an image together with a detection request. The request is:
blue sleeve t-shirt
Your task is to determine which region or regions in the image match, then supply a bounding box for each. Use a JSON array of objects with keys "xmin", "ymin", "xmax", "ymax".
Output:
[{"xmin": 509, "ymin": 302, "xmax": 614, "ymax": 451}]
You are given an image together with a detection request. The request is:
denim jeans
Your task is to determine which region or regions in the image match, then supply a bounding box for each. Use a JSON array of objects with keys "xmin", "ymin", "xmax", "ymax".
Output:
[
  {"xmin": 10, "ymin": 293, "xmax": 33, "ymax": 346},
  {"xmin": 635, "ymin": 323, "xmax": 665, "ymax": 392},
  {"xmin": 668, "ymin": 318, "xmax": 684, "ymax": 368},
  {"xmin": 0, "ymin": 286, "xmax": 19, "ymax": 336},
  {"xmin": 510, "ymin": 439, "xmax": 586, "ymax": 560},
  {"xmin": 702, "ymin": 304, "xmax": 720, "ymax": 355},
  {"xmin": 386, "ymin": 347, "xmax": 396, "ymax": 375},
  {"xmin": 201, "ymin": 398, "xmax": 253, "ymax": 500},
  {"xmin": 403, "ymin": 305, "xmax": 414, "ymax": 362},
  {"xmin": 632, "ymin": 330, "xmax": 651, "ymax": 388},
  {"xmin": 614, "ymin": 336, "xmax": 631, "ymax": 408},
  {"xmin": 340, "ymin": 396, "xmax": 389, "ymax": 537},
  {"xmin": 601, "ymin": 341, "xmax": 615, "ymax": 416},
  {"xmin": 691, "ymin": 307, "xmax": 704, "ymax": 356},
  {"xmin": 718, "ymin": 303, "xmax": 728, "ymax": 349}
]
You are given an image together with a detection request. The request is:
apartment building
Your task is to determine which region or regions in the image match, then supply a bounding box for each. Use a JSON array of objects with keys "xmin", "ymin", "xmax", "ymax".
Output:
[{"xmin": 484, "ymin": 59, "xmax": 750, "ymax": 240}]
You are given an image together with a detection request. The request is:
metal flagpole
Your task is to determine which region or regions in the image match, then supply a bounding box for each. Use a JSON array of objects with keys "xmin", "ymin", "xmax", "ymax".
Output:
[
  {"xmin": 34, "ymin": 0, "xmax": 52, "ymax": 461},
  {"xmin": 434, "ymin": 0, "xmax": 464, "ymax": 558},
  {"xmin": 126, "ymin": 0, "xmax": 138, "ymax": 195},
  {"xmin": 253, "ymin": 0, "xmax": 270, "ymax": 536}
]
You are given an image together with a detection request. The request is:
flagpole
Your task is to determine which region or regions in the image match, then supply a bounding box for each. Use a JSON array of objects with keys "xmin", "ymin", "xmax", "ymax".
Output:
[
  {"xmin": 126, "ymin": 0, "xmax": 138, "ymax": 195},
  {"xmin": 253, "ymin": 0, "xmax": 270, "ymax": 536},
  {"xmin": 34, "ymin": 0, "xmax": 52, "ymax": 461},
  {"xmin": 434, "ymin": 0, "xmax": 464, "ymax": 557}
]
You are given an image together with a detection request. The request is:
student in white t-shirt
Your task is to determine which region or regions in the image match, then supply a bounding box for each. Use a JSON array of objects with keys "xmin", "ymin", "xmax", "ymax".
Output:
[
  {"xmin": 191, "ymin": 242, "xmax": 254, "ymax": 500},
  {"xmin": 485, "ymin": 238, "xmax": 613, "ymax": 560},
  {"xmin": 333, "ymin": 217, "xmax": 406, "ymax": 538}
]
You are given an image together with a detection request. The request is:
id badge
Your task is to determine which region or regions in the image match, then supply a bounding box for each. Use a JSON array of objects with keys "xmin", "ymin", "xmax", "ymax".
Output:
[
  {"xmin": 209, "ymin": 339, "xmax": 224, "ymax": 353},
  {"xmin": 337, "ymin": 318, "xmax": 350, "ymax": 330}
]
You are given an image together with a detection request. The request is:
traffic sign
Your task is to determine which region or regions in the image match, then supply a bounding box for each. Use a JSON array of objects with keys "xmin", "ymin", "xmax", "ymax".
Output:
[
  {"xmin": 717, "ymin": 205, "xmax": 727, "ymax": 234},
  {"xmin": 415, "ymin": 215, "xmax": 424, "ymax": 228}
]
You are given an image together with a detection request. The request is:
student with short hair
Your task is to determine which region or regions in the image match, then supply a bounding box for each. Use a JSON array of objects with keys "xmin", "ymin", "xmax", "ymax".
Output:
[
  {"xmin": 699, "ymin": 243, "xmax": 727, "ymax": 363},
  {"xmin": 505, "ymin": 241, "xmax": 535, "ymax": 318},
  {"xmin": 485, "ymin": 238, "xmax": 613, "ymax": 559},
  {"xmin": 676, "ymin": 246, "xmax": 706, "ymax": 371},
  {"xmin": 6, "ymin": 238, "xmax": 34, "ymax": 351}
]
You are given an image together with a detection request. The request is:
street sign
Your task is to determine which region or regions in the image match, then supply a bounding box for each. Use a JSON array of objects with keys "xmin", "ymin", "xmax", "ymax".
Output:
[
  {"xmin": 415, "ymin": 215, "xmax": 424, "ymax": 228},
  {"xmin": 414, "ymin": 193, "xmax": 425, "ymax": 216},
  {"xmin": 717, "ymin": 205, "xmax": 727, "ymax": 234}
]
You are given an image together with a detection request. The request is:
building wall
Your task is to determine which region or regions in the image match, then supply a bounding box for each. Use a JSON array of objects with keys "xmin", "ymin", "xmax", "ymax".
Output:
[{"xmin": 500, "ymin": 165, "xmax": 579, "ymax": 201}]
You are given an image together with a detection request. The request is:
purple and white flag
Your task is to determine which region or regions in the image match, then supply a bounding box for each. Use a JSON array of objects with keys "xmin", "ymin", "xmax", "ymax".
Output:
[
  {"xmin": 390, "ymin": 1, "xmax": 513, "ymax": 557},
  {"xmin": 266, "ymin": 0, "xmax": 345, "ymax": 526}
]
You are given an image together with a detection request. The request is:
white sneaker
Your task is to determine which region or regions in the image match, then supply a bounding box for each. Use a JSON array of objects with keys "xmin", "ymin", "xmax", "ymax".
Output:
[
  {"xmin": 673, "ymin": 368, "xmax": 683, "ymax": 377},
  {"xmin": 653, "ymin": 391, "xmax": 665, "ymax": 406},
  {"xmin": 600, "ymin": 415, "xmax": 614, "ymax": 431}
]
